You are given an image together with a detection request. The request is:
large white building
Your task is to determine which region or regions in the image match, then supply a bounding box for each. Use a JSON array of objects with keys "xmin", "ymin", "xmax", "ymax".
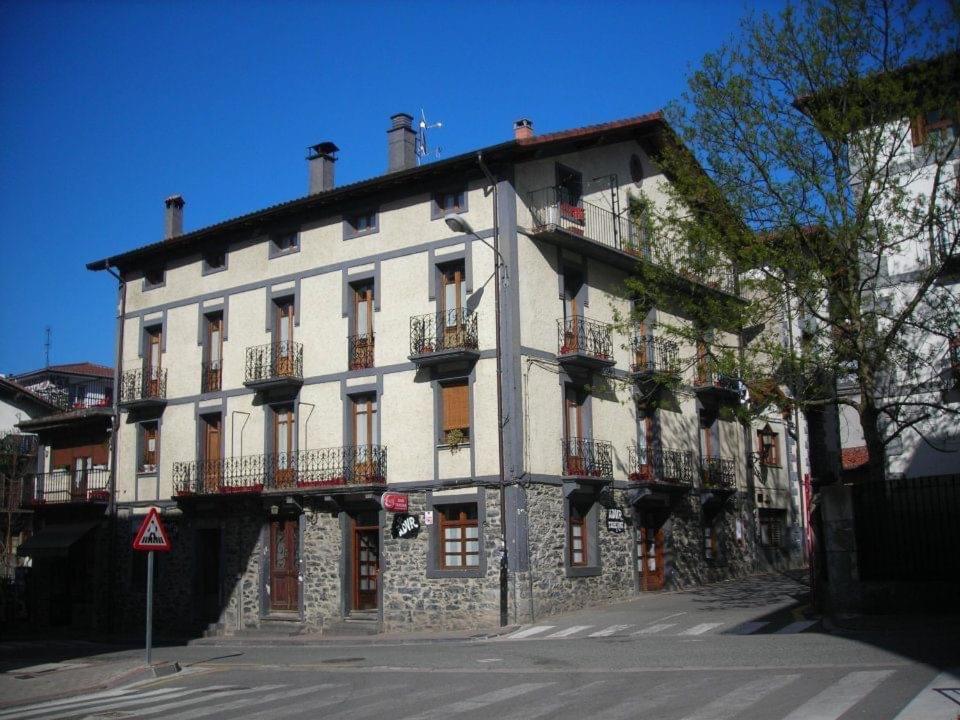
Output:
[{"xmin": 88, "ymin": 112, "xmax": 806, "ymax": 634}]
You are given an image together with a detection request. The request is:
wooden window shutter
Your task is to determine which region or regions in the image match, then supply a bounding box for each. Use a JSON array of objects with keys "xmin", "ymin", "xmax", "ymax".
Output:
[
  {"xmin": 442, "ymin": 382, "xmax": 469, "ymax": 431},
  {"xmin": 910, "ymin": 115, "xmax": 925, "ymax": 147}
]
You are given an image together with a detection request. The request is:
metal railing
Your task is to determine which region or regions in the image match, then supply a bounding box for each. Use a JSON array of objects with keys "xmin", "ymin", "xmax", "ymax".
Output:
[
  {"xmin": 561, "ymin": 437, "xmax": 613, "ymax": 480},
  {"xmin": 694, "ymin": 361, "xmax": 741, "ymax": 394},
  {"xmin": 935, "ymin": 216, "xmax": 958, "ymax": 265},
  {"xmin": 348, "ymin": 333, "xmax": 375, "ymax": 370},
  {"xmin": 628, "ymin": 446, "xmax": 697, "ymax": 485},
  {"xmin": 244, "ymin": 341, "xmax": 303, "ymax": 384},
  {"xmin": 701, "ymin": 456, "xmax": 736, "ymax": 489},
  {"xmin": 201, "ymin": 361, "xmax": 222, "ymax": 393},
  {"xmin": 527, "ymin": 185, "xmax": 737, "ymax": 294},
  {"xmin": 558, "ymin": 316, "xmax": 613, "ymax": 360},
  {"xmin": 173, "ymin": 445, "xmax": 387, "ymax": 495},
  {"xmin": 630, "ymin": 335, "xmax": 681, "ymax": 376},
  {"xmin": 26, "ymin": 378, "xmax": 113, "ymax": 411},
  {"xmin": 410, "ymin": 309, "xmax": 479, "ymax": 356},
  {"xmin": 120, "ymin": 368, "xmax": 167, "ymax": 404},
  {"xmin": 27, "ymin": 467, "xmax": 110, "ymax": 504}
]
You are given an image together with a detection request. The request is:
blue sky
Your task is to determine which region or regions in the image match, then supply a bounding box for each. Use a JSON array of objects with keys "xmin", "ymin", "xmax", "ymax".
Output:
[{"xmin": 0, "ymin": 0, "xmax": 786, "ymax": 374}]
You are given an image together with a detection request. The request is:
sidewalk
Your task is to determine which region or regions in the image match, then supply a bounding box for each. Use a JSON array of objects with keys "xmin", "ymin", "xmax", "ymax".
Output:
[
  {"xmin": 186, "ymin": 623, "xmax": 519, "ymax": 647},
  {"xmin": 824, "ymin": 612, "xmax": 960, "ymax": 635}
]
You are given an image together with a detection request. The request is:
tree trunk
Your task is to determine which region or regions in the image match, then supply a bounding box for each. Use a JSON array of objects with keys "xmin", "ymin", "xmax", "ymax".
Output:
[{"xmin": 859, "ymin": 394, "xmax": 886, "ymax": 484}]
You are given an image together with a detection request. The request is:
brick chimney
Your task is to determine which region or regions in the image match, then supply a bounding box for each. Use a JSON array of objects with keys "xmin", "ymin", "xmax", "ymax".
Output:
[
  {"xmin": 164, "ymin": 195, "xmax": 184, "ymax": 238},
  {"xmin": 514, "ymin": 118, "xmax": 534, "ymax": 140},
  {"xmin": 307, "ymin": 142, "xmax": 339, "ymax": 194},
  {"xmin": 387, "ymin": 113, "xmax": 417, "ymax": 172}
]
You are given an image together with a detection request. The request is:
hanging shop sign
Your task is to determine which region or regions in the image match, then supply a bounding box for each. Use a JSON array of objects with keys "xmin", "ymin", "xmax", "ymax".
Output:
[
  {"xmin": 391, "ymin": 513, "xmax": 421, "ymax": 539},
  {"xmin": 606, "ymin": 507, "xmax": 626, "ymax": 534},
  {"xmin": 380, "ymin": 492, "xmax": 409, "ymax": 513}
]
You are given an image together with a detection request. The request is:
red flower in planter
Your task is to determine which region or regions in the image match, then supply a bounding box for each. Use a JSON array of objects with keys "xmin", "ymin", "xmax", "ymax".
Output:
[
  {"xmin": 88, "ymin": 490, "xmax": 110, "ymax": 502},
  {"xmin": 560, "ymin": 203, "xmax": 585, "ymax": 224}
]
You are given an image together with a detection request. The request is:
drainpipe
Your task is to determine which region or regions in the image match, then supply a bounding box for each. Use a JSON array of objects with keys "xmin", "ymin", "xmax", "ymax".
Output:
[
  {"xmin": 477, "ymin": 152, "xmax": 509, "ymax": 627},
  {"xmin": 104, "ymin": 265, "xmax": 125, "ymax": 636},
  {"xmin": 231, "ymin": 411, "xmax": 250, "ymax": 458}
]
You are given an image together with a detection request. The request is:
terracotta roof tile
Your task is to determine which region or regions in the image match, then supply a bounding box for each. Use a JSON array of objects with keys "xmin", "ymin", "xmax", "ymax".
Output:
[{"xmin": 841, "ymin": 445, "xmax": 869, "ymax": 470}]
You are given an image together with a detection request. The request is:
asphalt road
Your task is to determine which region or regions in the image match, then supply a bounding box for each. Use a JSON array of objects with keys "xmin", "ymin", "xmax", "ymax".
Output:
[{"xmin": 3, "ymin": 574, "xmax": 959, "ymax": 719}]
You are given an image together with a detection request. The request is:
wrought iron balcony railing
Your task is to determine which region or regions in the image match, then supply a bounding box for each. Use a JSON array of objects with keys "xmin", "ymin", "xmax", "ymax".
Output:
[
  {"xmin": 27, "ymin": 378, "xmax": 113, "ymax": 411},
  {"xmin": 527, "ymin": 185, "xmax": 737, "ymax": 295},
  {"xmin": 694, "ymin": 361, "xmax": 741, "ymax": 395},
  {"xmin": 27, "ymin": 467, "xmax": 111, "ymax": 504},
  {"xmin": 630, "ymin": 335, "xmax": 681, "ymax": 376},
  {"xmin": 349, "ymin": 333, "xmax": 375, "ymax": 370},
  {"xmin": 409, "ymin": 309, "xmax": 479, "ymax": 356},
  {"xmin": 935, "ymin": 215, "xmax": 958, "ymax": 266},
  {"xmin": 701, "ymin": 456, "xmax": 736, "ymax": 490},
  {"xmin": 561, "ymin": 437, "xmax": 613, "ymax": 481},
  {"xmin": 201, "ymin": 361, "xmax": 222, "ymax": 393},
  {"xmin": 173, "ymin": 445, "xmax": 387, "ymax": 496},
  {"xmin": 558, "ymin": 316, "xmax": 614, "ymax": 363},
  {"xmin": 628, "ymin": 446, "xmax": 697, "ymax": 485},
  {"xmin": 119, "ymin": 368, "xmax": 167, "ymax": 405},
  {"xmin": 244, "ymin": 341, "xmax": 303, "ymax": 385}
]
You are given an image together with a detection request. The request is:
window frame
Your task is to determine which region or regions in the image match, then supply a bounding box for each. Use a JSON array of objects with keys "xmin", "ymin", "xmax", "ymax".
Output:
[
  {"xmin": 202, "ymin": 312, "xmax": 223, "ymax": 393},
  {"xmin": 431, "ymin": 188, "xmax": 468, "ymax": 220},
  {"xmin": 142, "ymin": 266, "xmax": 165, "ymax": 291},
  {"xmin": 438, "ymin": 378, "xmax": 470, "ymax": 446},
  {"xmin": 757, "ymin": 426, "xmax": 780, "ymax": 467},
  {"xmin": 438, "ymin": 503, "xmax": 480, "ymax": 570},
  {"xmin": 343, "ymin": 209, "xmax": 380, "ymax": 240},
  {"xmin": 426, "ymin": 492, "xmax": 486, "ymax": 579},
  {"xmin": 202, "ymin": 246, "xmax": 228, "ymax": 275},
  {"xmin": 758, "ymin": 511, "xmax": 785, "ymax": 549},
  {"xmin": 269, "ymin": 230, "xmax": 301, "ymax": 258},
  {"xmin": 138, "ymin": 421, "xmax": 159, "ymax": 474},
  {"xmin": 563, "ymin": 495, "xmax": 601, "ymax": 578}
]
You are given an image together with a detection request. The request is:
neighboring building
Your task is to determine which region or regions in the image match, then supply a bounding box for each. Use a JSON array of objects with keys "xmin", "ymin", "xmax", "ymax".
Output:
[
  {"xmin": 11, "ymin": 363, "xmax": 114, "ymax": 630},
  {"xmin": 87, "ymin": 112, "xmax": 806, "ymax": 635}
]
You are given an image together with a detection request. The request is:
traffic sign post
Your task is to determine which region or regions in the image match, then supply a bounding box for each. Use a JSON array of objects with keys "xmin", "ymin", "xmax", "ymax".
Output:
[{"xmin": 132, "ymin": 508, "xmax": 171, "ymax": 666}]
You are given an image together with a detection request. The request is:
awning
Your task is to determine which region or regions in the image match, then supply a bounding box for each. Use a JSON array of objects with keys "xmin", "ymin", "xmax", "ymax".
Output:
[{"xmin": 17, "ymin": 522, "xmax": 99, "ymax": 559}]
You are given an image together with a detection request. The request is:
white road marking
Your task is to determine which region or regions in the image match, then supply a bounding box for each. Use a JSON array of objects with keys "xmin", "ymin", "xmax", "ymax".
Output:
[
  {"xmin": 494, "ymin": 680, "xmax": 608, "ymax": 720},
  {"xmin": 678, "ymin": 674, "xmax": 800, "ymax": 720},
  {"xmin": 679, "ymin": 622, "xmax": 724, "ymax": 636},
  {"xmin": 162, "ymin": 684, "xmax": 332, "ymax": 720},
  {"xmin": 477, "ymin": 658, "xmax": 503, "ymax": 662},
  {"xmin": 396, "ymin": 682, "xmax": 556, "ymax": 720},
  {"xmin": 10, "ymin": 687, "xmax": 192, "ymax": 720},
  {"xmin": 241, "ymin": 683, "xmax": 406, "ymax": 720},
  {"xmin": 892, "ymin": 668, "xmax": 960, "ymax": 719},
  {"xmin": 775, "ymin": 620, "xmax": 818, "ymax": 634},
  {"xmin": 0, "ymin": 686, "xmax": 144, "ymax": 718},
  {"xmin": 632, "ymin": 623, "xmax": 677, "ymax": 635},
  {"xmin": 589, "ymin": 624, "xmax": 634, "ymax": 637},
  {"xmin": 729, "ymin": 621, "xmax": 770, "ymax": 635},
  {"xmin": 321, "ymin": 684, "xmax": 461, "ymax": 720},
  {"xmin": 504, "ymin": 625, "xmax": 555, "ymax": 639},
  {"xmin": 781, "ymin": 670, "xmax": 895, "ymax": 720},
  {"xmin": 113, "ymin": 685, "xmax": 286, "ymax": 719},
  {"xmin": 545, "ymin": 625, "xmax": 594, "ymax": 638}
]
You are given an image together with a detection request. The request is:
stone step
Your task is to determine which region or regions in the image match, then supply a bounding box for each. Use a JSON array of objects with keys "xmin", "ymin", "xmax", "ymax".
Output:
[{"xmin": 323, "ymin": 615, "xmax": 380, "ymax": 636}]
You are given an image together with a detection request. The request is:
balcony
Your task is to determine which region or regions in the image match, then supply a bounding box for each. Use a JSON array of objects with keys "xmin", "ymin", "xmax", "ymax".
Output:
[
  {"xmin": 28, "ymin": 378, "xmax": 113, "ymax": 412},
  {"xmin": 349, "ymin": 333, "xmax": 375, "ymax": 371},
  {"xmin": 557, "ymin": 316, "xmax": 615, "ymax": 371},
  {"xmin": 628, "ymin": 446, "xmax": 697, "ymax": 487},
  {"xmin": 26, "ymin": 468, "xmax": 111, "ymax": 505},
  {"xmin": 692, "ymin": 361, "xmax": 741, "ymax": 403},
  {"xmin": 701, "ymin": 456, "xmax": 736, "ymax": 491},
  {"xmin": 409, "ymin": 309, "xmax": 479, "ymax": 367},
  {"xmin": 201, "ymin": 361, "xmax": 222, "ymax": 393},
  {"xmin": 935, "ymin": 216, "xmax": 959, "ymax": 275},
  {"xmin": 173, "ymin": 445, "xmax": 387, "ymax": 496},
  {"xmin": 527, "ymin": 186, "xmax": 737, "ymax": 296},
  {"xmin": 118, "ymin": 368, "xmax": 167, "ymax": 410},
  {"xmin": 244, "ymin": 341, "xmax": 303, "ymax": 391},
  {"xmin": 630, "ymin": 335, "xmax": 681, "ymax": 388},
  {"xmin": 561, "ymin": 437, "xmax": 613, "ymax": 483}
]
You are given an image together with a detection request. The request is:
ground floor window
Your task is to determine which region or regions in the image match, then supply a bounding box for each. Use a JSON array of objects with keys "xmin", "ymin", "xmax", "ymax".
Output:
[
  {"xmin": 565, "ymin": 496, "xmax": 600, "ymax": 577},
  {"xmin": 759, "ymin": 511, "xmax": 785, "ymax": 548},
  {"xmin": 704, "ymin": 523, "xmax": 719, "ymax": 560},
  {"xmin": 439, "ymin": 503, "xmax": 479, "ymax": 569}
]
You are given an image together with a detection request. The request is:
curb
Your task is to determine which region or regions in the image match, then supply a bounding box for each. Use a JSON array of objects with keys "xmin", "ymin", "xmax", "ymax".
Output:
[{"xmin": 186, "ymin": 625, "xmax": 520, "ymax": 647}]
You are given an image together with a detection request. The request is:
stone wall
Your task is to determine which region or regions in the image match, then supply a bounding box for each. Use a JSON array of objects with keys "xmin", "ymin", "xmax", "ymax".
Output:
[{"xmin": 301, "ymin": 506, "xmax": 342, "ymax": 629}]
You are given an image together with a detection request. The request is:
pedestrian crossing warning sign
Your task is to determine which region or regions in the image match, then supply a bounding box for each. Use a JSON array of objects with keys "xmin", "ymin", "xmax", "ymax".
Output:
[{"xmin": 132, "ymin": 508, "xmax": 171, "ymax": 552}]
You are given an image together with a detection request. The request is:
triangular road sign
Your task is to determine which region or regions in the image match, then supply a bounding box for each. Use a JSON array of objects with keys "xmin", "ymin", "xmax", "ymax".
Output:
[{"xmin": 132, "ymin": 507, "xmax": 171, "ymax": 552}]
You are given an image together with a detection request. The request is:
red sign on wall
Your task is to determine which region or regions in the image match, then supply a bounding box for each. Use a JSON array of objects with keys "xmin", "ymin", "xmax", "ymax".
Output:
[{"xmin": 380, "ymin": 492, "xmax": 408, "ymax": 513}]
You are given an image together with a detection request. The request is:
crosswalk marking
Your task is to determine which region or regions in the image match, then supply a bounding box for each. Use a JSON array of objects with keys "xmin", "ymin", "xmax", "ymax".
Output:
[
  {"xmin": 505, "ymin": 625, "xmax": 555, "ymax": 639},
  {"xmin": 729, "ymin": 621, "xmax": 770, "ymax": 635},
  {"xmin": 679, "ymin": 622, "xmax": 724, "ymax": 636},
  {"xmin": 678, "ymin": 674, "xmax": 800, "ymax": 720},
  {"xmin": 545, "ymin": 625, "xmax": 593, "ymax": 638},
  {"xmin": 241, "ymin": 683, "xmax": 406, "ymax": 720},
  {"xmin": 14, "ymin": 686, "xmax": 193, "ymax": 720},
  {"xmin": 893, "ymin": 668, "xmax": 960, "ymax": 719},
  {"xmin": 162, "ymin": 684, "xmax": 328, "ymax": 720},
  {"xmin": 589, "ymin": 624, "xmax": 633, "ymax": 637},
  {"xmin": 396, "ymin": 682, "xmax": 556, "ymax": 720},
  {"xmin": 116, "ymin": 685, "xmax": 285, "ymax": 720},
  {"xmin": 321, "ymin": 683, "xmax": 462, "ymax": 720},
  {"xmin": 775, "ymin": 620, "xmax": 818, "ymax": 634},
  {"xmin": 43, "ymin": 685, "xmax": 278, "ymax": 720},
  {"xmin": 781, "ymin": 670, "xmax": 894, "ymax": 720},
  {"xmin": 494, "ymin": 680, "xmax": 610, "ymax": 720},
  {"xmin": 633, "ymin": 623, "xmax": 678, "ymax": 635},
  {"xmin": 0, "ymin": 685, "xmax": 143, "ymax": 718}
]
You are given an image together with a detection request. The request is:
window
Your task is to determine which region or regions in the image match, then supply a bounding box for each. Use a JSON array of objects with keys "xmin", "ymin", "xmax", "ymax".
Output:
[
  {"xmin": 139, "ymin": 422, "xmax": 158, "ymax": 473},
  {"xmin": 440, "ymin": 380, "xmax": 470, "ymax": 445},
  {"xmin": 439, "ymin": 261, "xmax": 467, "ymax": 326},
  {"xmin": 568, "ymin": 502, "xmax": 588, "ymax": 567},
  {"xmin": 704, "ymin": 523, "xmax": 718, "ymax": 560},
  {"xmin": 563, "ymin": 384, "xmax": 587, "ymax": 475},
  {"xmin": 200, "ymin": 414, "xmax": 222, "ymax": 490},
  {"xmin": 432, "ymin": 189, "xmax": 467, "ymax": 219},
  {"xmin": 351, "ymin": 394, "xmax": 378, "ymax": 483},
  {"xmin": 144, "ymin": 326, "xmax": 162, "ymax": 397},
  {"xmin": 439, "ymin": 503, "xmax": 479, "ymax": 569},
  {"xmin": 759, "ymin": 512, "xmax": 784, "ymax": 548},
  {"xmin": 203, "ymin": 248, "xmax": 227, "ymax": 273},
  {"xmin": 272, "ymin": 231, "xmax": 299, "ymax": 256},
  {"xmin": 561, "ymin": 269, "xmax": 584, "ymax": 352},
  {"xmin": 143, "ymin": 267, "xmax": 165, "ymax": 289},
  {"xmin": 345, "ymin": 210, "xmax": 379, "ymax": 239},
  {"xmin": 556, "ymin": 164, "xmax": 583, "ymax": 207},
  {"xmin": 911, "ymin": 107, "xmax": 957, "ymax": 146},
  {"xmin": 634, "ymin": 405, "xmax": 655, "ymax": 480},
  {"xmin": 350, "ymin": 283, "xmax": 375, "ymax": 370},
  {"xmin": 273, "ymin": 405, "xmax": 295, "ymax": 487},
  {"xmin": 274, "ymin": 298, "xmax": 295, "ymax": 377},
  {"xmin": 203, "ymin": 313, "xmax": 223, "ymax": 392},
  {"xmin": 757, "ymin": 426, "xmax": 780, "ymax": 466}
]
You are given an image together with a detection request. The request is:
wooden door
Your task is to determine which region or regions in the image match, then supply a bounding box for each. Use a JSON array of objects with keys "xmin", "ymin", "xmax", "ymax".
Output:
[
  {"xmin": 634, "ymin": 321, "xmax": 649, "ymax": 371},
  {"xmin": 202, "ymin": 416, "xmax": 222, "ymax": 492},
  {"xmin": 352, "ymin": 396, "xmax": 377, "ymax": 482},
  {"xmin": 638, "ymin": 527, "xmax": 665, "ymax": 591},
  {"xmin": 352, "ymin": 284, "xmax": 374, "ymax": 368},
  {"xmin": 146, "ymin": 327, "xmax": 162, "ymax": 396},
  {"xmin": 275, "ymin": 300, "xmax": 295, "ymax": 376},
  {"xmin": 71, "ymin": 457, "xmax": 90, "ymax": 501},
  {"xmin": 269, "ymin": 519, "xmax": 299, "ymax": 612},
  {"xmin": 353, "ymin": 523, "xmax": 379, "ymax": 611},
  {"xmin": 564, "ymin": 385, "xmax": 584, "ymax": 475},
  {"xmin": 205, "ymin": 314, "xmax": 223, "ymax": 391},
  {"xmin": 440, "ymin": 264, "xmax": 466, "ymax": 348},
  {"xmin": 636, "ymin": 408, "xmax": 655, "ymax": 480},
  {"xmin": 274, "ymin": 407, "xmax": 295, "ymax": 488},
  {"xmin": 563, "ymin": 271, "xmax": 582, "ymax": 351}
]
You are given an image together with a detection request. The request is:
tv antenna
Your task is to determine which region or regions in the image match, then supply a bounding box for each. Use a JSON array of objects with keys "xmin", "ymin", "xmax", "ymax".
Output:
[
  {"xmin": 44, "ymin": 326, "xmax": 51, "ymax": 367},
  {"xmin": 416, "ymin": 109, "xmax": 443, "ymax": 164}
]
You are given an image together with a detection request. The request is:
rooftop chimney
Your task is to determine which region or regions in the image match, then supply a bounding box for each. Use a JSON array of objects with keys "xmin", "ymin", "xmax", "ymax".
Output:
[
  {"xmin": 387, "ymin": 113, "xmax": 417, "ymax": 172},
  {"xmin": 514, "ymin": 118, "xmax": 534, "ymax": 140},
  {"xmin": 164, "ymin": 195, "xmax": 184, "ymax": 239},
  {"xmin": 307, "ymin": 141, "xmax": 339, "ymax": 194}
]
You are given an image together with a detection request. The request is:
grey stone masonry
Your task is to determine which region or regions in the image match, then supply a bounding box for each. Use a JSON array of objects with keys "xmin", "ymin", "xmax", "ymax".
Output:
[{"xmin": 301, "ymin": 506, "xmax": 342, "ymax": 628}]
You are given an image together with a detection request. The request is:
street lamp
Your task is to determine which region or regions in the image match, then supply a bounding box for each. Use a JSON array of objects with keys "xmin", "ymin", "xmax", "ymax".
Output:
[{"xmin": 444, "ymin": 214, "xmax": 509, "ymax": 281}]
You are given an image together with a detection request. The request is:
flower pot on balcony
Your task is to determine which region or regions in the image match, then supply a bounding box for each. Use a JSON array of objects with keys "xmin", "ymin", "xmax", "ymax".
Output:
[
  {"xmin": 565, "ymin": 457, "xmax": 586, "ymax": 476},
  {"xmin": 88, "ymin": 490, "xmax": 110, "ymax": 502}
]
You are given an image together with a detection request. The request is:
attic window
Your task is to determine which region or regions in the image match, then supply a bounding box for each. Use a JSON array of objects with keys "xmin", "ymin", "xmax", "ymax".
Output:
[
  {"xmin": 143, "ymin": 267, "xmax": 165, "ymax": 289},
  {"xmin": 911, "ymin": 107, "xmax": 957, "ymax": 146},
  {"xmin": 344, "ymin": 209, "xmax": 379, "ymax": 240},
  {"xmin": 203, "ymin": 248, "xmax": 227, "ymax": 274},
  {"xmin": 270, "ymin": 231, "xmax": 300, "ymax": 258}
]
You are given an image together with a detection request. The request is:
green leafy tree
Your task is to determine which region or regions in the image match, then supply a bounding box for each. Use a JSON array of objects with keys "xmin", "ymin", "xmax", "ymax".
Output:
[{"xmin": 626, "ymin": 0, "xmax": 959, "ymax": 482}]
